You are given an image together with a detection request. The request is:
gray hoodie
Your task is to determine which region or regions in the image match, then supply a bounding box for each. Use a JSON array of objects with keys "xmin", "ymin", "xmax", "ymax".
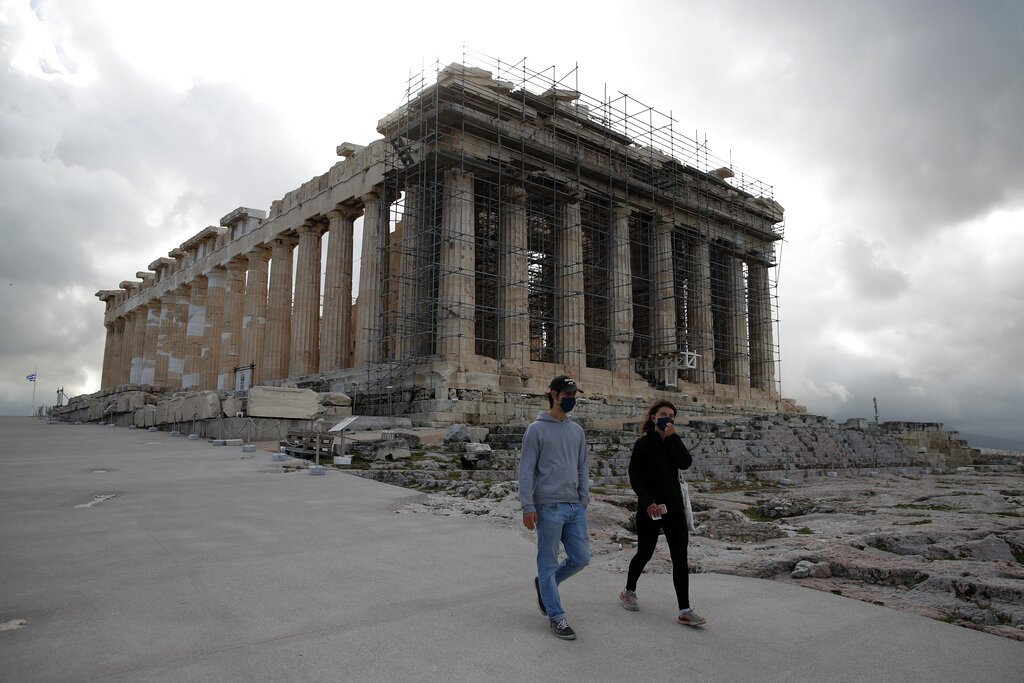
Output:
[{"xmin": 518, "ymin": 410, "xmax": 590, "ymax": 514}]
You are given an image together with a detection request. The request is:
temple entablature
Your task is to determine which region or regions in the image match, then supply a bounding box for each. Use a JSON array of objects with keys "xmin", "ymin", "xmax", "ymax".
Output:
[{"xmin": 93, "ymin": 57, "xmax": 794, "ymax": 421}]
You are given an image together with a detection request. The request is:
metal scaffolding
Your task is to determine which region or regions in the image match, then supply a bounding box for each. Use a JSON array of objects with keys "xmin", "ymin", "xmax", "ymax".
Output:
[{"xmin": 352, "ymin": 50, "xmax": 785, "ymax": 417}]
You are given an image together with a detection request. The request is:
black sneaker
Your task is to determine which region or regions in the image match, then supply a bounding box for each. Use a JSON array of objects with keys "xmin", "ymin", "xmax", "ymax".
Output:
[
  {"xmin": 549, "ymin": 618, "xmax": 576, "ymax": 640},
  {"xmin": 534, "ymin": 577, "xmax": 547, "ymax": 616}
]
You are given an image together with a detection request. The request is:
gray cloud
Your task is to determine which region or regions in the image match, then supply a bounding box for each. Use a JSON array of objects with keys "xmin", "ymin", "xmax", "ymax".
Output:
[{"xmin": 0, "ymin": 4, "xmax": 318, "ymax": 413}]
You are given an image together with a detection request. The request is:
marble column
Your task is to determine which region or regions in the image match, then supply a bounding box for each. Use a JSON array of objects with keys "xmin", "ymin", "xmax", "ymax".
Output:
[
  {"xmin": 354, "ymin": 191, "xmax": 387, "ymax": 366},
  {"xmin": 182, "ymin": 276, "xmax": 208, "ymax": 389},
  {"xmin": 652, "ymin": 215, "xmax": 678, "ymax": 387},
  {"xmin": 167, "ymin": 286, "xmax": 190, "ymax": 389},
  {"xmin": 497, "ymin": 185, "xmax": 529, "ymax": 368},
  {"xmin": 321, "ymin": 207, "xmax": 359, "ymax": 372},
  {"xmin": 239, "ymin": 248, "xmax": 270, "ymax": 382},
  {"xmin": 140, "ymin": 300, "xmax": 161, "ymax": 385},
  {"xmin": 129, "ymin": 307, "xmax": 148, "ymax": 385},
  {"xmin": 747, "ymin": 259, "xmax": 775, "ymax": 391},
  {"xmin": 437, "ymin": 169, "xmax": 476, "ymax": 361},
  {"xmin": 154, "ymin": 294, "xmax": 173, "ymax": 386},
  {"xmin": 396, "ymin": 192, "xmax": 420, "ymax": 361},
  {"xmin": 202, "ymin": 267, "xmax": 227, "ymax": 390},
  {"xmin": 686, "ymin": 238, "xmax": 715, "ymax": 390},
  {"xmin": 556, "ymin": 195, "xmax": 585, "ymax": 370},
  {"xmin": 218, "ymin": 259, "xmax": 248, "ymax": 390},
  {"xmin": 290, "ymin": 222, "xmax": 323, "ymax": 377},
  {"xmin": 101, "ymin": 322, "xmax": 116, "ymax": 389},
  {"xmin": 723, "ymin": 253, "xmax": 750, "ymax": 390},
  {"xmin": 109, "ymin": 318, "xmax": 121, "ymax": 388},
  {"xmin": 261, "ymin": 236, "xmax": 295, "ymax": 381},
  {"xmin": 608, "ymin": 204, "xmax": 634, "ymax": 376},
  {"xmin": 117, "ymin": 316, "xmax": 131, "ymax": 386}
]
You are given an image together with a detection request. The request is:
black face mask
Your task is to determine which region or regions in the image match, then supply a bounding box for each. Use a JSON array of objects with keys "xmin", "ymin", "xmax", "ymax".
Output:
[{"xmin": 559, "ymin": 397, "xmax": 577, "ymax": 413}]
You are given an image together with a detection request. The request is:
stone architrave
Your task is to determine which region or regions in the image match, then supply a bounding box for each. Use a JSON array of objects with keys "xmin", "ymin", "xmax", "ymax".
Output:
[
  {"xmin": 321, "ymin": 207, "xmax": 359, "ymax": 372},
  {"xmin": 290, "ymin": 222, "xmax": 323, "ymax": 377},
  {"xmin": 202, "ymin": 267, "xmax": 227, "ymax": 390},
  {"xmin": 556, "ymin": 194, "xmax": 585, "ymax": 371},
  {"xmin": 167, "ymin": 286, "xmax": 190, "ymax": 388},
  {"xmin": 687, "ymin": 237, "xmax": 715, "ymax": 390},
  {"xmin": 354, "ymin": 192, "xmax": 387, "ymax": 366},
  {"xmin": 748, "ymin": 258, "xmax": 775, "ymax": 391},
  {"xmin": 140, "ymin": 300, "xmax": 161, "ymax": 385},
  {"xmin": 652, "ymin": 214, "xmax": 678, "ymax": 387},
  {"xmin": 239, "ymin": 248, "xmax": 270, "ymax": 382},
  {"xmin": 261, "ymin": 236, "xmax": 295, "ymax": 381},
  {"xmin": 608, "ymin": 204, "xmax": 634, "ymax": 376},
  {"xmin": 217, "ymin": 259, "xmax": 247, "ymax": 390},
  {"xmin": 129, "ymin": 306, "xmax": 148, "ymax": 385},
  {"xmin": 497, "ymin": 185, "xmax": 529, "ymax": 368},
  {"xmin": 437, "ymin": 169, "xmax": 475, "ymax": 360},
  {"xmin": 247, "ymin": 386, "xmax": 319, "ymax": 419},
  {"xmin": 182, "ymin": 276, "xmax": 208, "ymax": 389}
]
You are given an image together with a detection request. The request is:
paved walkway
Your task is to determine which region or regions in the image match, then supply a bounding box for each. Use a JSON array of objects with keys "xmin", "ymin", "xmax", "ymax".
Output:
[{"xmin": 1, "ymin": 417, "xmax": 1020, "ymax": 682}]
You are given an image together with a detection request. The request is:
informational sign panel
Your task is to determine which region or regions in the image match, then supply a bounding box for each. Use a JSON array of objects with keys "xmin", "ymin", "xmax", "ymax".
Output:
[
  {"xmin": 234, "ymin": 367, "xmax": 253, "ymax": 397},
  {"xmin": 328, "ymin": 416, "xmax": 360, "ymax": 432}
]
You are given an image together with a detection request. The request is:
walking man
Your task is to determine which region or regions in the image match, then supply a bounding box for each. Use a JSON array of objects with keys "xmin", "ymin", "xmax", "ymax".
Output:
[{"xmin": 519, "ymin": 375, "xmax": 591, "ymax": 640}]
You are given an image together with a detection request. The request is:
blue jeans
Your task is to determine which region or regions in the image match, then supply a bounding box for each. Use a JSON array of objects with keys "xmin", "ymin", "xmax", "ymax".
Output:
[{"xmin": 536, "ymin": 502, "xmax": 591, "ymax": 622}]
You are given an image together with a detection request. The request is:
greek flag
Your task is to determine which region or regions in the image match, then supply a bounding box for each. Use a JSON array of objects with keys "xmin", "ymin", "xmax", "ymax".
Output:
[{"xmin": 26, "ymin": 373, "xmax": 36, "ymax": 382}]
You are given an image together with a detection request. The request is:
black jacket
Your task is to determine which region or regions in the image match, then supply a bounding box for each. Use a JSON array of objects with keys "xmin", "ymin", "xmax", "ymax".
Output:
[{"xmin": 628, "ymin": 431, "xmax": 693, "ymax": 514}]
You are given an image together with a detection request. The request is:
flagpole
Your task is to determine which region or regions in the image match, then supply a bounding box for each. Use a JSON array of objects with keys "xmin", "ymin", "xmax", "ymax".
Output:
[{"xmin": 31, "ymin": 366, "xmax": 37, "ymax": 416}]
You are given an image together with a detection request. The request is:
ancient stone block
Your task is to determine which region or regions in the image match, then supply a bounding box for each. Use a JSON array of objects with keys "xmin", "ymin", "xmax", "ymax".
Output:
[
  {"xmin": 114, "ymin": 391, "xmax": 146, "ymax": 414},
  {"xmin": 134, "ymin": 405, "xmax": 155, "ymax": 427},
  {"xmin": 466, "ymin": 426, "xmax": 489, "ymax": 443},
  {"xmin": 444, "ymin": 424, "xmax": 470, "ymax": 443},
  {"xmin": 375, "ymin": 443, "xmax": 411, "ymax": 461},
  {"xmin": 320, "ymin": 392, "xmax": 352, "ymax": 407},
  {"xmin": 171, "ymin": 391, "xmax": 220, "ymax": 420},
  {"xmin": 248, "ymin": 386, "xmax": 319, "ymax": 419},
  {"xmin": 154, "ymin": 400, "xmax": 169, "ymax": 425},
  {"xmin": 222, "ymin": 396, "xmax": 244, "ymax": 417}
]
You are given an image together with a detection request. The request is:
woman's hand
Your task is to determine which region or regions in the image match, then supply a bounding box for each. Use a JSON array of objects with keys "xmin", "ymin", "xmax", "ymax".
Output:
[
  {"xmin": 646, "ymin": 503, "xmax": 662, "ymax": 519},
  {"xmin": 657, "ymin": 421, "xmax": 676, "ymax": 439}
]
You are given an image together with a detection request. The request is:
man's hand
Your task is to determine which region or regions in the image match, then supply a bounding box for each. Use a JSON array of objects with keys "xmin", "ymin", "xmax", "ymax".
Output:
[{"xmin": 523, "ymin": 511, "xmax": 537, "ymax": 530}]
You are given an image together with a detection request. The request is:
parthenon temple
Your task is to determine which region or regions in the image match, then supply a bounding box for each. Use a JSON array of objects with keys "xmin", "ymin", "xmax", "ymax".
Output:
[{"xmin": 94, "ymin": 57, "xmax": 798, "ymax": 424}]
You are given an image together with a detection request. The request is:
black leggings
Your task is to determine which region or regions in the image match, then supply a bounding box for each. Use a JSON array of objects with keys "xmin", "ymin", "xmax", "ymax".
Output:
[{"xmin": 625, "ymin": 509, "xmax": 690, "ymax": 609}]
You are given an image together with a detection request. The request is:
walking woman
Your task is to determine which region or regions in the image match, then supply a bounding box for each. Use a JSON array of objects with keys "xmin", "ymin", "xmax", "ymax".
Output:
[{"xmin": 619, "ymin": 399, "xmax": 705, "ymax": 626}]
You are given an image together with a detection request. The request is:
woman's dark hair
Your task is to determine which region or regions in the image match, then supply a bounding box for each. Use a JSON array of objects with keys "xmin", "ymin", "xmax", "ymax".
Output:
[{"xmin": 639, "ymin": 399, "xmax": 677, "ymax": 434}]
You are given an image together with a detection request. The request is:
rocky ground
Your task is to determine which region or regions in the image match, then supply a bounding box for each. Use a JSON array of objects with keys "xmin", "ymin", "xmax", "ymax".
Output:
[{"xmin": 393, "ymin": 469, "xmax": 1024, "ymax": 641}]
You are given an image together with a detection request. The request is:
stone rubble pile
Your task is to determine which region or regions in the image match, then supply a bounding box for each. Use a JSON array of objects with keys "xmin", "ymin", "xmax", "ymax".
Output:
[
  {"xmin": 51, "ymin": 385, "xmax": 351, "ymax": 428},
  {"xmin": 346, "ymin": 423, "xmax": 1022, "ymax": 642}
]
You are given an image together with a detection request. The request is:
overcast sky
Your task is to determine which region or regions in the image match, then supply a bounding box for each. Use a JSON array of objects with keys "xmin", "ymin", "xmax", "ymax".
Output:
[{"xmin": 2, "ymin": 0, "xmax": 1022, "ymax": 442}]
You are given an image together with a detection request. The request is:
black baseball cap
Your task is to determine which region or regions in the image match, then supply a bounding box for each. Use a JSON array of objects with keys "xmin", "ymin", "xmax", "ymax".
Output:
[{"xmin": 549, "ymin": 375, "xmax": 582, "ymax": 393}]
